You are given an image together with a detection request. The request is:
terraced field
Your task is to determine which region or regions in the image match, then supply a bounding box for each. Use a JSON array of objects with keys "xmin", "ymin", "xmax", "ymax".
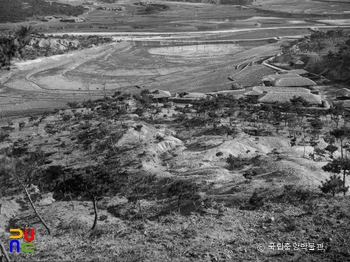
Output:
[{"xmin": 1, "ymin": 0, "xmax": 350, "ymax": 118}]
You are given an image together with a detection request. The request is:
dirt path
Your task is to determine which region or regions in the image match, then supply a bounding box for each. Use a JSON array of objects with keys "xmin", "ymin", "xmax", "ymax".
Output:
[{"xmin": 49, "ymin": 25, "xmax": 350, "ymax": 38}]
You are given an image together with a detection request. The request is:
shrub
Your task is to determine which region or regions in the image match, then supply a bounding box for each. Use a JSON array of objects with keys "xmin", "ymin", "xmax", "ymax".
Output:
[
  {"xmin": 319, "ymin": 175, "xmax": 349, "ymax": 196},
  {"xmin": 166, "ymin": 180, "xmax": 201, "ymax": 213},
  {"xmin": 325, "ymin": 144, "xmax": 338, "ymax": 158},
  {"xmin": 62, "ymin": 114, "xmax": 72, "ymax": 121},
  {"xmin": 18, "ymin": 121, "xmax": 25, "ymax": 130},
  {"xmin": 11, "ymin": 141, "xmax": 28, "ymax": 157},
  {"xmin": 67, "ymin": 101, "xmax": 79, "ymax": 109},
  {"xmin": 0, "ymin": 130, "xmax": 9, "ymax": 142},
  {"xmin": 243, "ymin": 169, "xmax": 258, "ymax": 180},
  {"xmin": 143, "ymin": 4, "xmax": 169, "ymax": 14},
  {"xmin": 280, "ymin": 215, "xmax": 297, "ymax": 232},
  {"xmin": 155, "ymin": 133, "xmax": 164, "ymax": 142},
  {"xmin": 247, "ymin": 190, "xmax": 264, "ymax": 209},
  {"xmin": 226, "ymin": 154, "xmax": 249, "ymax": 170},
  {"xmin": 199, "ymin": 125, "xmax": 236, "ymax": 137}
]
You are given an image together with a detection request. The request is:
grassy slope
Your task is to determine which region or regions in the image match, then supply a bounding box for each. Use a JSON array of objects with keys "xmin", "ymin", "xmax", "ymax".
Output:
[{"xmin": 6, "ymin": 196, "xmax": 348, "ymax": 262}]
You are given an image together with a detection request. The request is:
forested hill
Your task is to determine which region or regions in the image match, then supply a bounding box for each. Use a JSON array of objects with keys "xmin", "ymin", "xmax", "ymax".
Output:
[
  {"xmin": 0, "ymin": 0, "xmax": 84, "ymax": 23},
  {"xmin": 283, "ymin": 30, "xmax": 350, "ymax": 84},
  {"xmin": 161, "ymin": 0, "xmax": 254, "ymax": 5}
]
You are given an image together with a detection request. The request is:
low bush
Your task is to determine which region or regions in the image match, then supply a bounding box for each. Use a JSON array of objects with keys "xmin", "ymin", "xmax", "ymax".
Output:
[
  {"xmin": 0, "ymin": 130, "xmax": 10, "ymax": 142},
  {"xmin": 141, "ymin": 4, "xmax": 170, "ymax": 15},
  {"xmin": 216, "ymin": 151, "xmax": 223, "ymax": 157},
  {"xmin": 247, "ymin": 190, "xmax": 265, "ymax": 209},
  {"xmin": 243, "ymin": 169, "xmax": 258, "ymax": 180},
  {"xmin": 198, "ymin": 125, "xmax": 237, "ymax": 137},
  {"xmin": 319, "ymin": 175, "xmax": 349, "ymax": 196},
  {"xmin": 226, "ymin": 154, "xmax": 250, "ymax": 170},
  {"xmin": 275, "ymin": 186, "xmax": 318, "ymax": 205}
]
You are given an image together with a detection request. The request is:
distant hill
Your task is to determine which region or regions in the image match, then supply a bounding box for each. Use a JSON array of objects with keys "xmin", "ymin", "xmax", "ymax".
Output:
[
  {"xmin": 0, "ymin": 0, "xmax": 25, "ymax": 23},
  {"xmin": 282, "ymin": 30, "xmax": 350, "ymax": 84},
  {"xmin": 0, "ymin": 0, "xmax": 84, "ymax": 23},
  {"xmin": 161, "ymin": 0, "xmax": 254, "ymax": 5}
]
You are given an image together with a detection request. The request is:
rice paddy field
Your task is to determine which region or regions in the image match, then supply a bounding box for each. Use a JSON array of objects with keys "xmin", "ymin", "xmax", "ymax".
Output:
[
  {"xmin": 253, "ymin": 0, "xmax": 350, "ymax": 16},
  {"xmin": 1, "ymin": 0, "xmax": 350, "ymax": 117}
]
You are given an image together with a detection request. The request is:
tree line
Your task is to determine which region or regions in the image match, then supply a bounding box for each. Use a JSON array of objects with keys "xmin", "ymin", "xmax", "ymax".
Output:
[
  {"xmin": 283, "ymin": 29, "xmax": 350, "ymax": 84},
  {"xmin": 0, "ymin": 0, "xmax": 84, "ymax": 23},
  {"xmin": 0, "ymin": 26, "xmax": 33, "ymax": 70}
]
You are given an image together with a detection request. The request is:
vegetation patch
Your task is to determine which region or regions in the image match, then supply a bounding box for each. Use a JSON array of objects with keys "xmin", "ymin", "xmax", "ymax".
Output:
[
  {"xmin": 280, "ymin": 29, "xmax": 350, "ymax": 84},
  {"xmin": 137, "ymin": 4, "xmax": 170, "ymax": 15},
  {"xmin": 0, "ymin": 0, "xmax": 84, "ymax": 23}
]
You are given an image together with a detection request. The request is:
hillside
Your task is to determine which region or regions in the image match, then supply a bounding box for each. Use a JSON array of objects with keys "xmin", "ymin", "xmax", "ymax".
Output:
[
  {"xmin": 0, "ymin": 28, "xmax": 113, "ymax": 72},
  {"xmin": 280, "ymin": 29, "xmax": 350, "ymax": 84},
  {"xmin": 1, "ymin": 92, "xmax": 350, "ymax": 261},
  {"xmin": 0, "ymin": 0, "xmax": 84, "ymax": 23},
  {"xmin": 161, "ymin": 0, "xmax": 254, "ymax": 4},
  {"xmin": 2, "ymin": 0, "xmax": 350, "ymax": 260}
]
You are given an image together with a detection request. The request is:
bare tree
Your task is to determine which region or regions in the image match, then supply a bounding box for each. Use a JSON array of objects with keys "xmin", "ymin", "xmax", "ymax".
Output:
[
  {"xmin": 0, "ymin": 240, "xmax": 11, "ymax": 262},
  {"xmin": 15, "ymin": 174, "xmax": 51, "ymax": 235},
  {"xmin": 11, "ymin": 161, "xmax": 51, "ymax": 235}
]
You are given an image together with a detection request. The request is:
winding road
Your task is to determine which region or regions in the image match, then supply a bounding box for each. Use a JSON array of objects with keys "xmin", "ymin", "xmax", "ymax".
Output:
[{"xmin": 48, "ymin": 25, "xmax": 350, "ymax": 39}]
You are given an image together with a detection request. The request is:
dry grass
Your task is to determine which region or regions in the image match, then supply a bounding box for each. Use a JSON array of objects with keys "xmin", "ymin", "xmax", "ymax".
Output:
[{"xmin": 3, "ymin": 194, "xmax": 350, "ymax": 262}]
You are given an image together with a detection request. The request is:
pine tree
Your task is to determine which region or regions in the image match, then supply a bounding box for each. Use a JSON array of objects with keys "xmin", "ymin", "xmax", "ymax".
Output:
[
  {"xmin": 323, "ymin": 158, "xmax": 350, "ymax": 196},
  {"xmin": 319, "ymin": 175, "xmax": 348, "ymax": 196}
]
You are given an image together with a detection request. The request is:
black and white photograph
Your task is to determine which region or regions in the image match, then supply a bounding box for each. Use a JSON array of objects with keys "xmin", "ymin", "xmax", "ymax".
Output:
[{"xmin": 0, "ymin": 0, "xmax": 350, "ymax": 261}]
